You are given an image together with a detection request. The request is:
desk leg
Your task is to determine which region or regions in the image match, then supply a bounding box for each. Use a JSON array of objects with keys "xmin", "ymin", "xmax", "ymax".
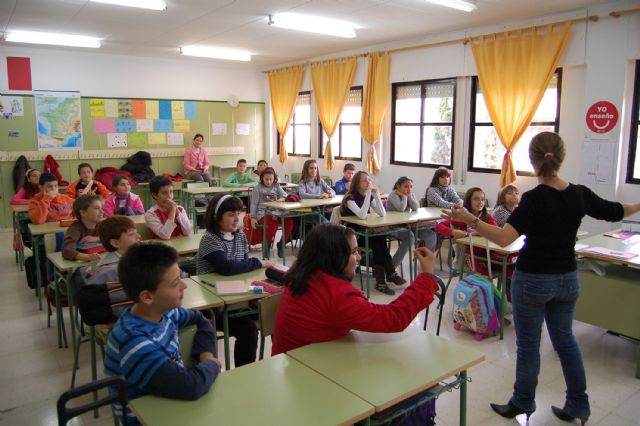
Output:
[
  {"xmin": 33, "ymin": 235, "xmax": 44, "ymax": 311},
  {"xmin": 365, "ymin": 230, "xmax": 370, "ymax": 299},
  {"xmin": 407, "ymin": 224, "xmax": 414, "ymax": 282},
  {"xmin": 66, "ymin": 273, "xmax": 78, "ymax": 356},
  {"xmin": 499, "ymin": 259, "xmax": 507, "ymax": 340},
  {"xmin": 280, "ymin": 215, "xmax": 286, "ymax": 266},
  {"xmin": 90, "ymin": 326, "xmax": 99, "ymax": 418},
  {"xmin": 223, "ymin": 306, "xmax": 231, "ymax": 370},
  {"xmin": 636, "ymin": 351, "xmax": 640, "ymax": 379},
  {"xmin": 460, "ymin": 370, "xmax": 467, "ymax": 426}
]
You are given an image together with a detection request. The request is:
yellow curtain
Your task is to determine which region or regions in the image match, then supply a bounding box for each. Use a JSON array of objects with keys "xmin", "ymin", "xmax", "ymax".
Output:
[
  {"xmin": 471, "ymin": 23, "xmax": 571, "ymax": 186},
  {"xmin": 267, "ymin": 65, "xmax": 305, "ymax": 164},
  {"xmin": 360, "ymin": 52, "xmax": 389, "ymax": 175},
  {"xmin": 311, "ymin": 57, "xmax": 357, "ymax": 170}
]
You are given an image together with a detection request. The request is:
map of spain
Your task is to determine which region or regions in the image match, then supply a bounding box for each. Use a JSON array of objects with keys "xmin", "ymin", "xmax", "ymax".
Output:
[{"xmin": 35, "ymin": 93, "xmax": 83, "ymax": 149}]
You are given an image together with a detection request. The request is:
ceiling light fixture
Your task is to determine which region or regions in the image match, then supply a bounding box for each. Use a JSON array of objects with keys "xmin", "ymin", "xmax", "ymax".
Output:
[
  {"xmin": 180, "ymin": 46, "xmax": 251, "ymax": 62},
  {"xmin": 425, "ymin": 0, "xmax": 477, "ymax": 12},
  {"xmin": 4, "ymin": 30, "xmax": 101, "ymax": 48},
  {"xmin": 268, "ymin": 13, "xmax": 356, "ymax": 38},
  {"xmin": 90, "ymin": 0, "xmax": 167, "ymax": 11}
]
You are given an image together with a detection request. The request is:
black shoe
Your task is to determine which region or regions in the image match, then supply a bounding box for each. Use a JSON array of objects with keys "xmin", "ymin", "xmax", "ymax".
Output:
[
  {"xmin": 490, "ymin": 402, "xmax": 534, "ymax": 420},
  {"xmin": 386, "ymin": 273, "xmax": 406, "ymax": 286},
  {"xmin": 551, "ymin": 406, "xmax": 587, "ymax": 425},
  {"xmin": 276, "ymin": 240, "xmax": 284, "ymax": 258}
]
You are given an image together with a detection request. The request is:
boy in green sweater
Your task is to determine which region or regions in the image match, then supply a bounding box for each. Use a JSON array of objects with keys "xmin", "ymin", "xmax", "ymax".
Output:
[{"xmin": 223, "ymin": 159, "xmax": 258, "ymax": 188}]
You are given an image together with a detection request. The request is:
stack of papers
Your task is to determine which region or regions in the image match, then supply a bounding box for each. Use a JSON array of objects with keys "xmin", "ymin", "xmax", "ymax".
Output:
[{"xmin": 579, "ymin": 246, "xmax": 637, "ymax": 260}]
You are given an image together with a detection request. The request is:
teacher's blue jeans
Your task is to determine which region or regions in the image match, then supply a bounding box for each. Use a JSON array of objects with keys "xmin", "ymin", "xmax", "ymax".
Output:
[{"xmin": 509, "ymin": 269, "xmax": 590, "ymax": 420}]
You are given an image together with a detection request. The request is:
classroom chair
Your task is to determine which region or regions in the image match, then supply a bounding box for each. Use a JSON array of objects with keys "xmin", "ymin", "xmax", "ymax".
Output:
[
  {"xmin": 57, "ymin": 376, "xmax": 128, "ymax": 426},
  {"xmin": 290, "ymin": 172, "xmax": 301, "ymax": 183},
  {"xmin": 178, "ymin": 324, "xmax": 198, "ymax": 368},
  {"xmin": 186, "ymin": 181, "xmax": 210, "ymax": 229},
  {"xmin": 256, "ymin": 293, "xmax": 283, "ymax": 360},
  {"xmin": 422, "ymin": 274, "xmax": 449, "ymax": 336}
]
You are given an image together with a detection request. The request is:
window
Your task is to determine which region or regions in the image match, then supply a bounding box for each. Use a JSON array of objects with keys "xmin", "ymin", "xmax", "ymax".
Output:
[
  {"xmin": 277, "ymin": 92, "xmax": 311, "ymax": 156},
  {"xmin": 469, "ymin": 70, "xmax": 562, "ymax": 174},
  {"xmin": 627, "ymin": 60, "xmax": 640, "ymax": 184},
  {"xmin": 319, "ymin": 87, "xmax": 363, "ymax": 160},
  {"xmin": 391, "ymin": 79, "xmax": 456, "ymax": 168}
]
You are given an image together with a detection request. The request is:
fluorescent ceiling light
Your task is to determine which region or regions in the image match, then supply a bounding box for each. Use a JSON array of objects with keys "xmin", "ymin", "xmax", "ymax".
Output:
[
  {"xmin": 268, "ymin": 13, "xmax": 356, "ymax": 38},
  {"xmin": 4, "ymin": 31, "xmax": 101, "ymax": 48},
  {"xmin": 426, "ymin": 0, "xmax": 477, "ymax": 12},
  {"xmin": 181, "ymin": 46, "xmax": 251, "ymax": 62},
  {"xmin": 90, "ymin": 0, "xmax": 166, "ymax": 11}
]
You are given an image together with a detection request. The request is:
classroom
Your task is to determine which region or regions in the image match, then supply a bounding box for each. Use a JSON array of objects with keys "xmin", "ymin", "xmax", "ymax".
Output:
[{"xmin": 1, "ymin": 0, "xmax": 639, "ymax": 425}]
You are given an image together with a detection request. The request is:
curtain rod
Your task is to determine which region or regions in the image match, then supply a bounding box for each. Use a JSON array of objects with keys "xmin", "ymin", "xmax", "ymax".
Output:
[{"xmin": 262, "ymin": 12, "xmax": 610, "ymax": 74}]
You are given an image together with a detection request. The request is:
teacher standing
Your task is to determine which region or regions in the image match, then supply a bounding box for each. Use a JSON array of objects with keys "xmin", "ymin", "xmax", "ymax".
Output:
[
  {"xmin": 443, "ymin": 132, "xmax": 640, "ymax": 425},
  {"xmin": 183, "ymin": 133, "xmax": 212, "ymax": 186}
]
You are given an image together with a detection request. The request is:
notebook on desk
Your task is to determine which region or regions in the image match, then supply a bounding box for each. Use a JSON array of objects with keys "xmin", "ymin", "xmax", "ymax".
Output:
[
  {"xmin": 214, "ymin": 280, "xmax": 248, "ymax": 296},
  {"xmin": 580, "ymin": 246, "xmax": 637, "ymax": 260}
]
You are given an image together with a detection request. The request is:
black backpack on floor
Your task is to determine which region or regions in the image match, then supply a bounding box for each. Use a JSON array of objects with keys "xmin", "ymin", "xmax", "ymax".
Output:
[{"xmin": 25, "ymin": 256, "xmax": 48, "ymax": 289}]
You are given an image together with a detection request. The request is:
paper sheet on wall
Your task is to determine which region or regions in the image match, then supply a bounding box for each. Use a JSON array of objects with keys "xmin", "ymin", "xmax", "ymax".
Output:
[
  {"xmin": 184, "ymin": 101, "xmax": 196, "ymax": 120},
  {"xmin": 107, "ymin": 133, "xmax": 128, "ymax": 148},
  {"xmin": 212, "ymin": 123, "xmax": 227, "ymax": 135},
  {"xmin": 128, "ymin": 132, "xmax": 147, "ymax": 148},
  {"xmin": 235, "ymin": 123, "xmax": 250, "ymax": 136},
  {"xmin": 171, "ymin": 101, "xmax": 185, "ymax": 119},
  {"xmin": 159, "ymin": 100, "xmax": 172, "ymax": 120},
  {"xmin": 118, "ymin": 100, "xmax": 133, "ymax": 118},
  {"xmin": 155, "ymin": 119, "xmax": 173, "ymax": 132},
  {"xmin": 94, "ymin": 119, "xmax": 116, "ymax": 133},
  {"xmin": 148, "ymin": 132, "xmax": 166, "ymax": 145},
  {"xmin": 136, "ymin": 119, "xmax": 154, "ymax": 132},
  {"xmin": 173, "ymin": 119, "xmax": 190, "ymax": 133},
  {"xmin": 115, "ymin": 119, "xmax": 136, "ymax": 133},
  {"xmin": 89, "ymin": 98, "xmax": 105, "ymax": 118},
  {"xmin": 167, "ymin": 132, "xmax": 184, "ymax": 145},
  {"xmin": 1, "ymin": 96, "xmax": 25, "ymax": 116},
  {"xmin": 146, "ymin": 100, "xmax": 159, "ymax": 119},
  {"xmin": 104, "ymin": 99, "xmax": 118, "ymax": 118},
  {"xmin": 582, "ymin": 140, "xmax": 614, "ymax": 184},
  {"xmin": 131, "ymin": 100, "xmax": 146, "ymax": 119}
]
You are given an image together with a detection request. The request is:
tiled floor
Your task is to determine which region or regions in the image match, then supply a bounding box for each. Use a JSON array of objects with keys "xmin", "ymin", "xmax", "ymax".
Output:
[{"xmin": 0, "ymin": 228, "xmax": 638, "ymax": 425}]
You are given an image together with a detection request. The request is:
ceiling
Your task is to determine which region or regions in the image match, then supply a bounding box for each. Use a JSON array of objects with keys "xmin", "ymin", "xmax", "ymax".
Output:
[{"xmin": 0, "ymin": 0, "xmax": 610, "ymax": 66}]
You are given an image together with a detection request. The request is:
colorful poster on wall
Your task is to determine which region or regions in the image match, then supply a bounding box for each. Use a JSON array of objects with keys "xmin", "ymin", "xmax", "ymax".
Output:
[
  {"xmin": 212, "ymin": 123, "xmax": 227, "ymax": 135},
  {"xmin": 128, "ymin": 132, "xmax": 147, "ymax": 148},
  {"xmin": 89, "ymin": 98, "xmax": 105, "ymax": 118},
  {"xmin": 171, "ymin": 101, "xmax": 184, "ymax": 119},
  {"xmin": 184, "ymin": 101, "xmax": 196, "ymax": 120},
  {"xmin": 167, "ymin": 133, "xmax": 184, "ymax": 145},
  {"xmin": 118, "ymin": 100, "xmax": 133, "ymax": 118},
  {"xmin": 104, "ymin": 99, "xmax": 118, "ymax": 118},
  {"xmin": 159, "ymin": 100, "xmax": 172, "ymax": 119},
  {"xmin": 0, "ymin": 96, "xmax": 25, "ymax": 116},
  {"xmin": 131, "ymin": 100, "xmax": 146, "ymax": 119},
  {"xmin": 95, "ymin": 119, "xmax": 116, "ymax": 133},
  {"xmin": 107, "ymin": 133, "xmax": 128, "ymax": 148},
  {"xmin": 35, "ymin": 91, "xmax": 82, "ymax": 150},
  {"xmin": 146, "ymin": 100, "xmax": 159, "ymax": 119},
  {"xmin": 135, "ymin": 119, "xmax": 154, "ymax": 132},
  {"xmin": 155, "ymin": 119, "xmax": 173, "ymax": 132},
  {"xmin": 115, "ymin": 119, "xmax": 136, "ymax": 133},
  {"xmin": 173, "ymin": 119, "xmax": 190, "ymax": 133},
  {"xmin": 148, "ymin": 132, "xmax": 166, "ymax": 145}
]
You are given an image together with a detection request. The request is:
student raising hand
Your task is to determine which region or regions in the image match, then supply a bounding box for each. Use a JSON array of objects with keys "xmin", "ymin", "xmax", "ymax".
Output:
[{"xmin": 414, "ymin": 246, "xmax": 436, "ymax": 275}]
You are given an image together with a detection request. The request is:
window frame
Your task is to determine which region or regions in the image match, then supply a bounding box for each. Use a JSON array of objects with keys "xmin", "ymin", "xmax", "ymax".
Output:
[
  {"xmin": 626, "ymin": 60, "xmax": 640, "ymax": 184},
  {"xmin": 390, "ymin": 78, "xmax": 457, "ymax": 169},
  {"xmin": 276, "ymin": 90, "xmax": 312, "ymax": 158},
  {"xmin": 318, "ymin": 86, "xmax": 364, "ymax": 161},
  {"xmin": 467, "ymin": 69, "xmax": 562, "ymax": 175}
]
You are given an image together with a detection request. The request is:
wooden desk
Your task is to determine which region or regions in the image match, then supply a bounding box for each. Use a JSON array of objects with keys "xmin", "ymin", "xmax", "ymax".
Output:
[
  {"xmin": 182, "ymin": 278, "xmax": 224, "ymax": 311},
  {"xmin": 455, "ymin": 235, "xmax": 524, "ymax": 340},
  {"xmin": 132, "ymin": 180, "xmax": 192, "ymax": 209},
  {"xmin": 575, "ymin": 232, "xmax": 640, "ymax": 377},
  {"xmin": 130, "ymin": 354, "xmax": 374, "ymax": 426},
  {"xmin": 10, "ymin": 204, "xmax": 29, "ymax": 271},
  {"xmin": 287, "ymin": 331, "xmax": 484, "ymax": 426},
  {"xmin": 153, "ymin": 233, "xmax": 203, "ymax": 256}
]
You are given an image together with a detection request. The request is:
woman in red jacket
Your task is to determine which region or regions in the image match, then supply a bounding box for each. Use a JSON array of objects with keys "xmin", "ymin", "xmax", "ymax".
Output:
[{"xmin": 272, "ymin": 224, "xmax": 440, "ymax": 355}]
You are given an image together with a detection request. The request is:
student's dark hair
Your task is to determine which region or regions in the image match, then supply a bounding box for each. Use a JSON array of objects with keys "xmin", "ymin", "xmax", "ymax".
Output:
[
  {"xmin": 285, "ymin": 224, "xmax": 356, "ymax": 296},
  {"xmin": 259, "ymin": 167, "xmax": 278, "ymax": 185},
  {"xmin": 193, "ymin": 133, "xmax": 204, "ymax": 141},
  {"xmin": 257, "ymin": 159, "xmax": 268, "ymax": 166},
  {"xmin": 343, "ymin": 163, "xmax": 356, "ymax": 172},
  {"xmin": 236, "ymin": 158, "xmax": 247, "ymax": 166},
  {"xmin": 118, "ymin": 243, "xmax": 178, "ymax": 302},
  {"xmin": 111, "ymin": 174, "xmax": 130, "ymax": 190},
  {"xmin": 77, "ymin": 163, "xmax": 93, "ymax": 175},
  {"xmin": 73, "ymin": 194, "xmax": 101, "ymax": 219},
  {"xmin": 39, "ymin": 173, "xmax": 57, "ymax": 186},
  {"xmin": 23, "ymin": 169, "xmax": 41, "ymax": 197},
  {"xmin": 340, "ymin": 171, "xmax": 369, "ymax": 213},
  {"xmin": 429, "ymin": 167, "xmax": 452, "ymax": 188},
  {"xmin": 300, "ymin": 159, "xmax": 320, "ymax": 184},
  {"xmin": 97, "ymin": 215, "xmax": 136, "ymax": 252},
  {"xmin": 463, "ymin": 187, "xmax": 489, "ymax": 222},
  {"xmin": 495, "ymin": 184, "xmax": 519, "ymax": 209},
  {"xmin": 204, "ymin": 194, "xmax": 245, "ymax": 234},
  {"xmin": 529, "ymin": 131, "xmax": 565, "ymax": 178},
  {"xmin": 149, "ymin": 175, "xmax": 172, "ymax": 195},
  {"xmin": 393, "ymin": 176, "xmax": 412, "ymax": 190}
]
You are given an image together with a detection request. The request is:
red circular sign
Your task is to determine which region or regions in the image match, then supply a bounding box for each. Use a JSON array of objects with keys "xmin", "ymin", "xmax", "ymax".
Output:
[{"xmin": 586, "ymin": 101, "xmax": 618, "ymax": 134}]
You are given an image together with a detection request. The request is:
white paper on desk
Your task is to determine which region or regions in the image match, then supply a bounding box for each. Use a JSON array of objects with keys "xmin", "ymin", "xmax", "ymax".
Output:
[
  {"xmin": 235, "ymin": 123, "xmax": 250, "ymax": 136},
  {"xmin": 582, "ymin": 140, "xmax": 614, "ymax": 184},
  {"xmin": 621, "ymin": 234, "xmax": 640, "ymax": 246},
  {"xmin": 575, "ymin": 243, "xmax": 589, "ymax": 251},
  {"xmin": 212, "ymin": 123, "xmax": 227, "ymax": 135}
]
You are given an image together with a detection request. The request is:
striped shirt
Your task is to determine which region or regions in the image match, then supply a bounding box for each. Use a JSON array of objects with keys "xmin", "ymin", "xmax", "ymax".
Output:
[
  {"xmin": 196, "ymin": 231, "xmax": 261, "ymax": 275},
  {"xmin": 425, "ymin": 185, "xmax": 462, "ymax": 208},
  {"xmin": 104, "ymin": 308, "xmax": 192, "ymax": 425},
  {"xmin": 492, "ymin": 205, "xmax": 513, "ymax": 228}
]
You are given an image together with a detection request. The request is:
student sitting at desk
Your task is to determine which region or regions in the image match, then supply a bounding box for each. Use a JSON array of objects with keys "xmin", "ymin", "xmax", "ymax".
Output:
[
  {"xmin": 145, "ymin": 176, "xmax": 193, "ymax": 240},
  {"xmin": 103, "ymin": 175, "xmax": 144, "ymax": 217},
  {"xmin": 66, "ymin": 163, "xmax": 111, "ymax": 199},
  {"xmin": 272, "ymin": 224, "xmax": 439, "ymax": 355},
  {"xmin": 334, "ymin": 162, "xmax": 356, "ymax": 195},
  {"xmin": 340, "ymin": 171, "xmax": 404, "ymax": 295},
  {"xmin": 62, "ymin": 194, "xmax": 104, "ymax": 261},
  {"xmin": 92, "ymin": 215, "xmax": 141, "ymax": 277},
  {"xmin": 492, "ymin": 184, "xmax": 520, "ymax": 228},
  {"xmin": 197, "ymin": 194, "xmax": 273, "ymax": 367},
  {"xmin": 183, "ymin": 133, "xmax": 212, "ymax": 186},
  {"xmin": 298, "ymin": 159, "xmax": 335, "ymax": 199},
  {"xmin": 223, "ymin": 158, "xmax": 257, "ymax": 188},
  {"xmin": 253, "ymin": 159, "xmax": 268, "ymax": 177},
  {"xmin": 10, "ymin": 168, "xmax": 41, "ymax": 205},
  {"xmin": 28, "ymin": 173, "xmax": 74, "ymax": 225},
  {"xmin": 105, "ymin": 243, "xmax": 221, "ymax": 426}
]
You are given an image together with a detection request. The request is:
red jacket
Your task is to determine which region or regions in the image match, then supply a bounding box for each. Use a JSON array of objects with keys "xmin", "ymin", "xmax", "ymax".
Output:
[
  {"xmin": 272, "ymin": 270, "xmax": 438, "ymax": 355},
  {"xmin": 435, "ymin": 215, "xmax": 497, "ymax": 238}
]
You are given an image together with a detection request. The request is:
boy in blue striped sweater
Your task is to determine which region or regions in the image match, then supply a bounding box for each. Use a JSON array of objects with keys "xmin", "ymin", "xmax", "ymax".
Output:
[{"xmin": 104, "ymin": 243, "xmax": 221, "ymax": 425}]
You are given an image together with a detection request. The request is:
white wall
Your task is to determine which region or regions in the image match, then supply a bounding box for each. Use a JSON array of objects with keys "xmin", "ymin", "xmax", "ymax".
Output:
[
  {"xmin": 0, "ymin": 46, "xmax": 265, "ymax": 102},
  {"xmin": 265, "ymin": 0, "xmax": 640, "ymax": 234}
]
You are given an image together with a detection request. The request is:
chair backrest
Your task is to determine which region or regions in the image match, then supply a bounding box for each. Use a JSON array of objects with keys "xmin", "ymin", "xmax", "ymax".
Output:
[
  {"xmin": 322, "ymin": 176, "xmax": 333, "ymax": 187},
  {"xmin": 258, "ymin": 293, "xmax": 283, "ymax": 337},
  {"xmin": 178, "ymin": 324, "xmax": 198, "ymax": 368},
  {"xmin": 329, "ymin": 206, "xmax": 342, "ymax": 224},
  {"xmin": 136, "ymin": 222, "xmax": 151, "ymax": 240},
  {"xmin": 57, "ymin": 376, "xmax": 129, "ymax": 426},
  {"xmin": 187, "ymin": 182, "xmax": 209, "ymax": 190},
  {"xmin": 291, "ymin": 172, "xmax": 301, "ymax": 183}
]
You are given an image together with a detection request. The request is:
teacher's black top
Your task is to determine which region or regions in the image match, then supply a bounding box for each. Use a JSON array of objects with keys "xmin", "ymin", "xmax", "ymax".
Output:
[{"xmin": 507, "ymin": 183, "xmax": 624, "ymax": 274}]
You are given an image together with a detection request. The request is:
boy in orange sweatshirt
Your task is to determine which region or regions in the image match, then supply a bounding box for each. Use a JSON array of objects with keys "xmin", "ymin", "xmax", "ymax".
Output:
[{"xmin": 28, "ymin": 173, "xmax": 74, "ymax": 224}]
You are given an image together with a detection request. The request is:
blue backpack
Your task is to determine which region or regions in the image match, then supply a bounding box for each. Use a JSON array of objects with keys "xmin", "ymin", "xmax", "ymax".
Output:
[{"xmin": 452, "ymin": 236, "xmax": 500, "ymax": 341}]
